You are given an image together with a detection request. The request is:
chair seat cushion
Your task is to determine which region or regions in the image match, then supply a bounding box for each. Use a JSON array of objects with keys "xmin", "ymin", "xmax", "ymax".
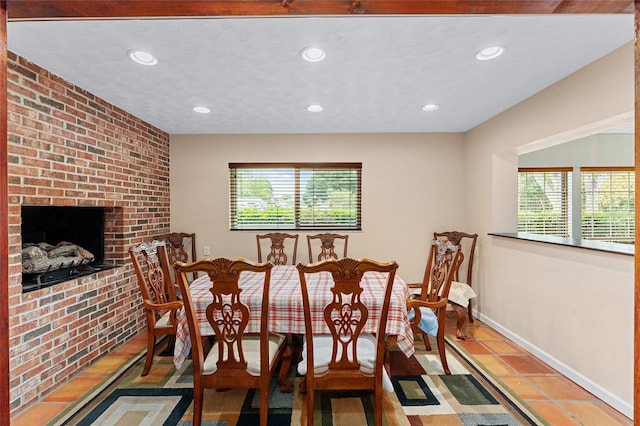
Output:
[
  {"xmin": 297, "ymin": 334, "xmax": 393, "ymax": 392},
  {"xmin": 202, "ymin": 333, "xmax": 286, "ymax": 376},
  {"xmin": 448, "ymin": 281, "xmax": 477, "ymax": 307},
  {"xmin": 154, "ymin": 311, "xmax": 173, "ymax": 329},
  {"xmin": 407, "ymin": 306, "xmax": 438, "ymax": 336}
]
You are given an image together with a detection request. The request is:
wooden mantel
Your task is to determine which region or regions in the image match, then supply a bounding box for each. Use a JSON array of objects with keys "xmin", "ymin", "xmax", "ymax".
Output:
[
  {"xmin": 0, "ymin": 1, "xmax": 636, "ymax": 425},
  {"xmin": 4, "ymin": 0, "xmax": 634, "ymax": 19}
]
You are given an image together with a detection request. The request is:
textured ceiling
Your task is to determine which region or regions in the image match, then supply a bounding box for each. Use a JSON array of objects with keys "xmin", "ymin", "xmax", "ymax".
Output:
[{"xmin": 7, "ymin": 15, "xmax": 634, "ymax": 135}]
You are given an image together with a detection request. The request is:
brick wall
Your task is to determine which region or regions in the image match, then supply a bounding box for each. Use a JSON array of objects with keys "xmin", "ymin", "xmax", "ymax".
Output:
[{"xmin": 6, "ymin": 52, "xmax": 171, "ymax": 415}]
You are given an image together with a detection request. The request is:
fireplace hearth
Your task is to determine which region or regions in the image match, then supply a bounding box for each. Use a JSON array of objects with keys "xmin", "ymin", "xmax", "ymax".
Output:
[{"xmin": 21, "ymin": 262, "xmax": 117, "ymax": 293}]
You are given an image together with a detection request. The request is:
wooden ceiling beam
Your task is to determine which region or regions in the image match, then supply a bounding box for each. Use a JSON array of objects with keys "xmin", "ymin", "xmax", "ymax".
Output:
[{"xmin": 6, "ymin": 0, "xmax": 633, "ymax": 20}]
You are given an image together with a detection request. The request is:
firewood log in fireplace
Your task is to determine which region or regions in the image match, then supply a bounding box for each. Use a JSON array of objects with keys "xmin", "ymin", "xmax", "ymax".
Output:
[{"xmin": 22, "ymin": 241, "xmax": 95, "ymax": 274}]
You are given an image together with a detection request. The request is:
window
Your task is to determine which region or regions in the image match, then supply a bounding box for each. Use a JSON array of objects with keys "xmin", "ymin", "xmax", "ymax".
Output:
[
  {"xmin": 518, "ymin": 168, "xmax": 571, "ymax": 237},
  {"xmin": 581, "ymin": 167, "xmax": 634, "ymax": 244},
  {"xmin": 229, "ymin": 163, "xmax": 362, "ymax": 230}
]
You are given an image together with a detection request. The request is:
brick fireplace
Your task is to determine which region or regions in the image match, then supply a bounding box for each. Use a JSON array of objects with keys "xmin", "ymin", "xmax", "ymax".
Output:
[
  {"xmin": 7, "ymin": 52, "xmax": 170, "ymax": 414},
  {"xmin": 21, "ymin": 205, "xmax": 116, "ymax": 292}
]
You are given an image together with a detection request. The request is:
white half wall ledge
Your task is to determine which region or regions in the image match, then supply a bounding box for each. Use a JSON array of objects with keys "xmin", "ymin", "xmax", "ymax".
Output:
[
  {"xmin": 516, "ymin": 110, "xmax": 634, "ymax": 155},
  {"xmin": 488, "ymin": 232, "xmax": 634, "ymax": 256}
]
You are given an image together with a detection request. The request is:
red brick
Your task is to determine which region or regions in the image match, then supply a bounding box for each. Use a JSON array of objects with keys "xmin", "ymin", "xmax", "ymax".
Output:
[{"xmin": 7, "ymin": 53, "xmax": 169, "ymax": 415}]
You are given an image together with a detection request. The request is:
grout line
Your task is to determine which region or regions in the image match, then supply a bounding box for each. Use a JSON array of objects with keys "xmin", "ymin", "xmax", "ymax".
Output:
[{"xmin": 47, "ymin": 346, "xmax": 147, "ymax": 426}]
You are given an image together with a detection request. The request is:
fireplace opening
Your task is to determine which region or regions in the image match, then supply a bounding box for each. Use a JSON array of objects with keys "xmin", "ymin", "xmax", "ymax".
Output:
[{"xmin": 21, "ymin": 206, "xmax": 116, "ymax": 292}]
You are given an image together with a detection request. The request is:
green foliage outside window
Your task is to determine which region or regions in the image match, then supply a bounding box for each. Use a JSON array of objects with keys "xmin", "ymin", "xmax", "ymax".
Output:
[
  {"xmin": 517, "ymin": 211, "xmax": 566, "ymax": 235},
  {"xmin": 518, "ymin": 168, "xmax": 634, "ymax": 244},
  {"xmin": 518, "ymin": 170, "xmax": 569, "ymax": 237},
  {"xmin": 235, "ymin": 206, "xmax": 357, "ymax": 226},
  {"xmin": 581, "ymin": 170, "xmax": 634, "ymax": 243},
  {"xmin": 582, "ymin": 212, "xmax": 634, "ymax": 243}
]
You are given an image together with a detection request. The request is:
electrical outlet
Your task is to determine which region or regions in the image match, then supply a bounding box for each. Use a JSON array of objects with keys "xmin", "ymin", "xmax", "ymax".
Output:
[{"xmin": 203, "ymin": 246, "xmax": 210, "ymax": 256}]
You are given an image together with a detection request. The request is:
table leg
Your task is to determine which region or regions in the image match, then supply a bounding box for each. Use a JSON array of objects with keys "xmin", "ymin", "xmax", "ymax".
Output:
[
  {"xmin": 278, "ymin": 334, "xmax": 294, "ymax": 393},
  {"xmin": 384, "ymin": 339, "xmax": 391, "ymax": 376}
]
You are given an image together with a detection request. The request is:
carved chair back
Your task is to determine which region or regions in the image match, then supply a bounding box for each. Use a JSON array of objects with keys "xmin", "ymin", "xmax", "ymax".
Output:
[
  {"xmin": 256, "ymin": 232, "xmax": 299, "ymax": 265},
  {"xmin": 156, "ymin": 232, "xmax": 198, "ymax": 281},
  {"xmin": 306, "ymin": 232, "xmax": 349, "ymax": 263},
  {"xmin": 417, "ymin": 239, "xmax": 462, "ymax": 304},
  {"xmin": 433, "ymin": 231, "xmax": 477, "ymax": 287},
  {"xmin": 129, "ymin": 240, "xmax": 178, "ymax": 309}
]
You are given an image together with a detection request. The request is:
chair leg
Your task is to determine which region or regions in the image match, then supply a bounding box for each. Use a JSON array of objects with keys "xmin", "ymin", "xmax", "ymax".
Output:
[
  {"xmin": 467, "ymin": 299, "xmax": 474, "ymax": 323},
  {"xmin": 141, "ymin": 332, "xmax": 156, "ymax": 376},
  {"xmin": 421, "ymin": 331, "xmax": 432, "ymax": 351},
  {"xmin": 374, "ymin": 387, "xmax": 383, "ymax": 426},
  {"xmin": 383, "ymin": 340, "xmax": 391, "ymax": 378},
  {"xmin": 278, "ymin": 337, "xmax": 294, "ymax": 393},
  {"xmin": 451, "ymin": 303, "xmax": 468, "ymax": 340},
  {"xmin": 306, "ymin": 389, "xmax": 315, "ymax": 426},
  {"xmin": 260, "ymin": 379, "xmax": 269, "ymax": 426},
  {"xmin": 436, "ymin": 329, "xmax": 450, "ymax": 375},
  {"xmin": 192, "ymin": 384, "xmax": 203, "ymax": 426}
]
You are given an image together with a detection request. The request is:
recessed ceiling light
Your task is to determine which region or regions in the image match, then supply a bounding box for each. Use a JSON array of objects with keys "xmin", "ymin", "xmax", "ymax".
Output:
[
  {"xmin": 307, "ymin": 104, "xmax": 324, "ymax": 112},
  {"xmin": 128, "ymin": 49, "xmax": 158, "ymax": 66},
  {"xmin": 301, "ymin": 47, "xmax": 326, "ymax": 62},
  {"xmin": 422, "ymin": 104, "xmax": 440, "ymax": 111},
  {"xmin": 193, "ymin": 106, "xmax": 211, "ymax": 114},
  {"xmin": 476, "ymin": 46, "xmax": 504, "ymax": 61}
]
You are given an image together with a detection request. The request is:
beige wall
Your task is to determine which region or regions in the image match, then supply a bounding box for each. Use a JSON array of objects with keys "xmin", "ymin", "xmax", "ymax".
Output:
[
  {"xmin": 169, "ymin": 133, "xmax": 465, "ymax": 281},
  {"xmin": 170, "ymin": 41, "xmax": 634, "ymax": 418},
  {"xmin": 465, "ymin": 42, "xmax": 634, "ymax": 416}
]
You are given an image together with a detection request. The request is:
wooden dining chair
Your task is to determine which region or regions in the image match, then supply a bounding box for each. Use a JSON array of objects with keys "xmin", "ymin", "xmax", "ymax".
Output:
[
  {"xmin": 155, "ymin": 231, "xmax": 198, "ymax": 282},
  {"xmin": 296, "ymin": 258, "xmax": 399, "ymax": 426},
  {"xmin": 434, "ymin": 231, "xmax": 478, "ymax": 339},
  {"xmin": 174, "ymin": 257, "xmax": 288, "ymax": 426},
  {"xmin": 306, "ymin": 232, "xmax": 348, "ymax": 263},
  {"xmin": 256, "ymin": 232, "xmax": 299, "ymax": 265},
  {"xmin": 128, "ymin": 240, "xmax": 183, "ymax": 376},
  {"xmin": 406, "ymin": 239, "xmax": 462, "ymax": 375}
]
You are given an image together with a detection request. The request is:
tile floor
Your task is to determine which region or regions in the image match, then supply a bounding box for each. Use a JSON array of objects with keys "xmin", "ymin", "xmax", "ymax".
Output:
[
  {"xmin": 11, "ymin": 313, "xmax": 633, "ymax": 425},
  {"xmin": 442, "ymin": 313, "xmax": 632, "ymax": 426}
]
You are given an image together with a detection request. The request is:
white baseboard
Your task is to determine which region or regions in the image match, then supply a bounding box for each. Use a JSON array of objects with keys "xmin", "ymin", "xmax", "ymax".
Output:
[{"xmin": 474, "ymin": 311, "xmax": 633, "ymax": 420}]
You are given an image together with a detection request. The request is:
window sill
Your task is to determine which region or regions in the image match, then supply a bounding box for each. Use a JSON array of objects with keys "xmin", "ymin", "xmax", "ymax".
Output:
[{"xmin": 489, "ymin": 232, "xmax": 634, "ymax": 256}]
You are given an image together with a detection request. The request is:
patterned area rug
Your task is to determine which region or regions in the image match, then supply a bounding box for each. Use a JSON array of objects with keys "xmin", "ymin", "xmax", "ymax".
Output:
[{"xmin": 54, "ymin": 337, "xmax": 545, "ymax": 425}]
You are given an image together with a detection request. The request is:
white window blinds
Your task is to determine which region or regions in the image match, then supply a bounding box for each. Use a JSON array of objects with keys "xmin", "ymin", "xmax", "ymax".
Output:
[
  {"xmin": 229, "ymin": 163, "xmax": 362, "ymax": 230},
  {"xmin": 518, "ymin": 168, "xmax": 571, "ymax": 237},
  {"xmin": 581, "ymin": 167, "xmax": 634, "ymax": 244}
]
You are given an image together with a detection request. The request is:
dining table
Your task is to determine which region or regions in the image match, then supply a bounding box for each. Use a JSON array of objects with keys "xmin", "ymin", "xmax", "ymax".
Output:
[{"xmin": 173, "ymin": 264, "xmax": 414, "ymax": 391}]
